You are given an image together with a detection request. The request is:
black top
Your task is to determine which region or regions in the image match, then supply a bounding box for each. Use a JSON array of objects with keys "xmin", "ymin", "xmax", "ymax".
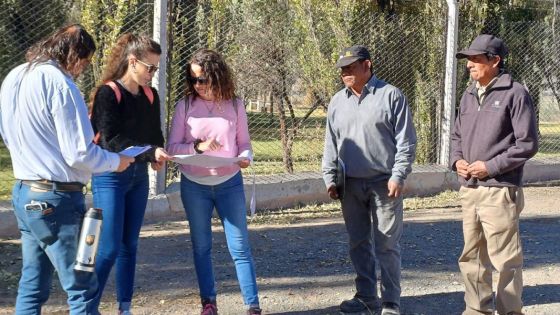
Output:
[{"xmin": 90, "ymin": 81, "xmax": 165, "ymax": 163}]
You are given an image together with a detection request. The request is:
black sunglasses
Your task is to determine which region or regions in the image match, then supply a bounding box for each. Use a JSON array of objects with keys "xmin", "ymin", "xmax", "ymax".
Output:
[
  {"xmin": 188, "ymin": 76, "xmax": 209, "ymax": 85},
  {"xmin": 136, "ymin": 59, "xmax": 159, "ymax": 74}
]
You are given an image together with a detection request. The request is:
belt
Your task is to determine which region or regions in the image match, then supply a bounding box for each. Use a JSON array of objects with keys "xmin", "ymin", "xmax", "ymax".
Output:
[{"xmin": 21, "ymin": 180, "xmax": 85, "ymax": 192}]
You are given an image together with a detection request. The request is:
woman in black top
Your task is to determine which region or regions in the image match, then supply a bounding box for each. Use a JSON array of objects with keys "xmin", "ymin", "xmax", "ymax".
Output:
[{"xmin": 89, "ymin": 33, "xmax": 171, "ymax": 315}]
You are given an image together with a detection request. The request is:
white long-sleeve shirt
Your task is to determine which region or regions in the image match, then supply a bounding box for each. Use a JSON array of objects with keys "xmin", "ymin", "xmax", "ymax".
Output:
[{"xmin": 0, "ymin": 61, "xmax": 119, "ymax": 184}]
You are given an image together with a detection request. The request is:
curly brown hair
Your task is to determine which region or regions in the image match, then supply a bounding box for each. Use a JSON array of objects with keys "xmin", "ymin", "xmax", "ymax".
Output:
[
  {"xmin": 185, "ymin": 49, "xmax": 235, "ymax": 103},
  {"xmin": 25, "ymin": 24, "xmax": 96, "ymax": 73},
  {"xmin": 89, "ymin": 33, "xmax": 161, "ymax": 104}
]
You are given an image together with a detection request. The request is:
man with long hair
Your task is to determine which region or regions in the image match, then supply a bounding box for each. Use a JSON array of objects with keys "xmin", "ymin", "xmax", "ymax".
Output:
[{"xmin": 0, "ymin": 24, "xmax": 133, "ymax": 314}]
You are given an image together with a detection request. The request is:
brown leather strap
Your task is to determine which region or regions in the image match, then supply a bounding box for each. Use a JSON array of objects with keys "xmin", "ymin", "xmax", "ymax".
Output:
[{"xmin": 21, "ymin": 180, "xmax": 85, "ymax": 192}]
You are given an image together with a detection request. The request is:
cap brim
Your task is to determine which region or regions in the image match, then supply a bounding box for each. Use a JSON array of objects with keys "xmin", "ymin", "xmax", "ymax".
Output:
[
  {"xmin": 335, "ymin": 56, "xmax": 362, "ymax": 68},
  {"xmin": 456, "ymin": 49, "xmax": 487, "ymax": 59}
]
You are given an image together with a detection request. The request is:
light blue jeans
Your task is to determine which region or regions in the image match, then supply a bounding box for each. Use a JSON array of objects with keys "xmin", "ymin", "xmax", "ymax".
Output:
[
  {"xmin": 180, "ymin": 172, "xmax": 259, "ymax": 307},
  {"xmin": 91, "ymin": 162, "xmax": 149, "ymax": 312},
  {"xmin": 341, "ymin": 178, "xmax": 403, "ymax": 306},
  {"xmin": 12, "ymin": 180, "xmax": 98, "ymax": 315}
]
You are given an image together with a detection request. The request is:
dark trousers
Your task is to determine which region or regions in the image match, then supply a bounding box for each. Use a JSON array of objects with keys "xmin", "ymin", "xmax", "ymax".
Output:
[{"xmin": 341, "ymin": 178, "xmax": 403, "ymax": 306}]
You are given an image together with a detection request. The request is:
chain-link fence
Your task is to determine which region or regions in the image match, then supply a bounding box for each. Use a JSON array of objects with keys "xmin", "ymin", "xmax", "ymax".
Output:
[
  {"xmin": 1, "ymin": 1, "xmax": 560, "ymax": 201},
  {"xmin": 457, "ymin": 18, "xmax": 560, "ymax": 162},
  {"xmin": 0, "ymin": 0, "xmax": 154, "ymax": 200},
  {"xmin": 164, "ymin": 2, "xmax": 449, "ymax": 185}
]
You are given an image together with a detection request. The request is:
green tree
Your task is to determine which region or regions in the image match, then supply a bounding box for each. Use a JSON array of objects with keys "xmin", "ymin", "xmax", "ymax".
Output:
[
  {"xmin": 1, "ymin": 0, "xmax": 70, "ymax": 79},
  {"xmin": 79, "ymin": 0, "xmax": 153, "ymax": 101}
]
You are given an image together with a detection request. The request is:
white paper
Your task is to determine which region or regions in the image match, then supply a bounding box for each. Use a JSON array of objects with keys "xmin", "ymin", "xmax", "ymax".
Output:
[
  {"xmin": 119, "ymin": 146, "xmax": 152, "ymax": 157},
  {"xmin": 173, "ymin": 154, "xmax": 245, "ymax": 168}
]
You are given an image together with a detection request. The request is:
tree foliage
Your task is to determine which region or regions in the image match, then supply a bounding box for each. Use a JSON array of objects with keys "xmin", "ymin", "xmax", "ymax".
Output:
[
  {"xmin": 1, "ymin": 0, "xmax": 557, "ymax": 174},
  {"xmin": 0, "ymin": 0, "xmax": 70, "ymax": 79}
]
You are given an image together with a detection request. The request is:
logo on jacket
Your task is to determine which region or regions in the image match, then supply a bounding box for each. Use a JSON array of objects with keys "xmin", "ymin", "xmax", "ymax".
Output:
[{"xmin": 492, "ymin": 101, "xmax": 501, "ymax": 108}]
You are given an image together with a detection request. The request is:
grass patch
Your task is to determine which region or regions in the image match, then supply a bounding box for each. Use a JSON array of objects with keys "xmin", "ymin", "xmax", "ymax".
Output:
[
  {"xmin": 242, "ymin": 189, "xmax": 461, "ymax": 226},
  {"xmin": 0, "ymin": 242, "xmax": 21, "ymax": 291},
  {"xmin": 252, "ymin": 139, "xmax": 322, "ymax": 174},
  {"xmin": 537, "ymin": 122, "xmax": 560, "ymax": 157},
  {"xmin": 3, "ymin": 120, "xmax": 560, "ymax": 199},
  {"xmin": 247, "ymin": 202, "xmax": 342, "ymax": 225},
  {"xmin": 404, "ymin": 190, "xmax": 460, "ymax": 211},
  {"xmin": 0, "ymin": 142, "xmax": 14, "ymax": 200}
]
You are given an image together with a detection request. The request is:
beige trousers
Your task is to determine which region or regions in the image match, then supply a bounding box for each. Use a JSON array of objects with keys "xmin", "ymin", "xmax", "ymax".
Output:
[{"xmin": 459, "ymin": 186, "xmax": 524, "ymax": 315}]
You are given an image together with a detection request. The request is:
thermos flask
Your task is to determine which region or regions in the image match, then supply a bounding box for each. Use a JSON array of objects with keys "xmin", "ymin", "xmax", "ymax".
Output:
[{"xmin": 74, "ymin": 208, "xmax": 103, "ymax": 272}]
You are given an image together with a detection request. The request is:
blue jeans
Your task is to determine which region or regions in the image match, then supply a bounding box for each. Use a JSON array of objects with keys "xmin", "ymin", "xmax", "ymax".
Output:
[
  {"xmin": 341, "ymin": 178, "xmax": 403, "ymax": 306},
  {"xmin": 11, "ymin": 180, "xmax": 98, "ymax": 315},
  {"xmin": 91, "ymin": 162, "xmax": 149, "ymax": 312},
  {"xmin": 180, "ymin": 172, "xmax": 259, "ymax": 307}
]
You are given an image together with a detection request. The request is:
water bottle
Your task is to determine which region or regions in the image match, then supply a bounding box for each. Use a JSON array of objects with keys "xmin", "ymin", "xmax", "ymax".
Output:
[{"xmin": 74, "ymin": 208, "xmax": 103, "ymax": 272}]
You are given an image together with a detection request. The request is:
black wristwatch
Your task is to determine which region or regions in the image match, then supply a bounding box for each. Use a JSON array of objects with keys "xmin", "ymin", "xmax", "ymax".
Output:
[{"xmin": 193, "ymin": 138, "xmax": 203, "ymax": 154}]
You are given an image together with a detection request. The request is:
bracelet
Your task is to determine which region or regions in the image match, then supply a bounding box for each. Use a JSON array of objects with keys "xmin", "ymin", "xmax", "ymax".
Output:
[{"xmin": 193, "ymin": 138, "xmax": 203, "ymax": 154}]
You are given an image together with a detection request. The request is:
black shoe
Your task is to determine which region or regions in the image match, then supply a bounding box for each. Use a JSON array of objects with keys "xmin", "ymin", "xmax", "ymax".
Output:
[{"xmin": 339, "ymin": 296, "xmax": 376, "ymax": 314}]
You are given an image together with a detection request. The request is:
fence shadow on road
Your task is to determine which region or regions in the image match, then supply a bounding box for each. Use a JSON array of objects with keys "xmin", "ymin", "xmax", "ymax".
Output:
[
  {"xmin": 1, "ymin": 215, "xmax": 558, "ymax": 312},
  {"xmin": 267, "ymin": 284, "xmax": 560, "ymax": 315},
  {"xmin": 399, "ymin": 284, "xmax": 560, "ymax": 315},
  {"xmin": 94, "ymin": 214, "xmax": 558, "ymax": 314},
  {"xmin": 136, "ymin": 219, "xmax": 463, "ymax": 285},
  {"xmin": 133, "ymin": 215, "xmax": 560, "ymax": 293}
]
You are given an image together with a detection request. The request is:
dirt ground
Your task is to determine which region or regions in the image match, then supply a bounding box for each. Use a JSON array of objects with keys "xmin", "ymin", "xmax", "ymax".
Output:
[{"xmin": 0, "ymin": 185, "xmax": 559, "ymax": 315}]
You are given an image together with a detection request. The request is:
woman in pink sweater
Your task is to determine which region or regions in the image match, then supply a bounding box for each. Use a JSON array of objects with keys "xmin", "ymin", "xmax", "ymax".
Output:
[{"xmin": 167, "ymin": 49, "xmax": 261, "ymax": 315}]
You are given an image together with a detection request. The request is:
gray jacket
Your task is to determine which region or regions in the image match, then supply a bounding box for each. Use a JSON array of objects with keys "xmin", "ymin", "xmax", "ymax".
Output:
[
  {"xmin": 322, "ymin": 76, "xmax": 417, "ymax": 187},
  {"xmin": 451, "ymin": 73, "xmax": 538, "ymax": 187}
]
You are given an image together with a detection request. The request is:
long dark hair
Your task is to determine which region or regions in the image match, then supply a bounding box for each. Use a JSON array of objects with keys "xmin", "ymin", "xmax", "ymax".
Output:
[
  {"xmin": 89, "ymin": 33, "xmax": 161, "ymax": 103},
  {"xmin": 185, "ymin": 49, "xmax": 235, "ymax": 103},
  {"xmin": 25, "ymin": 24, "xmax": 96, "ymax": 73}
]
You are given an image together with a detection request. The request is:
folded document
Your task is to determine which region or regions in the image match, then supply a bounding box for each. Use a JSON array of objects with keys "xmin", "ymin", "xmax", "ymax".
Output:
[
  {"xmin": 119, "ymin": 146, "xmax": 152, "ymax": 157},
  {"xmin": 173, "ymin": 154, "xmax": 245, "ymax": 168}
]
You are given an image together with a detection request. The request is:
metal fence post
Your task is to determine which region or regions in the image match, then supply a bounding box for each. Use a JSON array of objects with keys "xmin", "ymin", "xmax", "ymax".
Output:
[
  {"xmin": 440, "ymin": 0, "xmax": 459, "ymax": 167},
  {"xmin": 149, "ymin": 0, "xmax": 168, "ymax": 195}
]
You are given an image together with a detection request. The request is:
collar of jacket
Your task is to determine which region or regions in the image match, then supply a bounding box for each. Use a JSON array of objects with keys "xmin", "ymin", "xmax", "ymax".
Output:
[
  {"xmin": 345, "ymin": 75, "xmax": 379, "ymax": 97},
  {"xmin": 467, "ymin": 72, "xmax": 513, "ymax": 96}
]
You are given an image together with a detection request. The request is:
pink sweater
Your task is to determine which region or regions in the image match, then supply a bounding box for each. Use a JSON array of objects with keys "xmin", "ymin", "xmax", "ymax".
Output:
[{"xmin": 167, "ymin": 96, "xmax": 252, "ymax": 177}]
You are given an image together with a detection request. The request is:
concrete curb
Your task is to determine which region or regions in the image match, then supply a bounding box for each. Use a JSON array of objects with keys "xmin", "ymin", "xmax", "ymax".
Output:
[{"xmin": 1, "ymin": 160, "xmax": 559, "ymax": 238}]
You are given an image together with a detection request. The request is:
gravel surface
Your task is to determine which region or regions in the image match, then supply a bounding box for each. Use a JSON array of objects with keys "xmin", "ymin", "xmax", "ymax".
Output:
[{"xmin": 0, "ymin": 185, "xmax": 559, "ymax": 315}]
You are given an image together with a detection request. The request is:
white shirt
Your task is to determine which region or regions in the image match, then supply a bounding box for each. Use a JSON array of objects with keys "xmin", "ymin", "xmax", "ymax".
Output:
[{"xmin": 0, "ymin": 61, "xmax": 119, "ymax": 184}]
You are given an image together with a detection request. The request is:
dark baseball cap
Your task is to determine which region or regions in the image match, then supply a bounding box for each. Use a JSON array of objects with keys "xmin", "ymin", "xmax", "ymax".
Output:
[
  {"xmin": 456, "ymin": 34, "xmax": 509, "ymax": 59},
  {"xmin": 335, "ymin": 45, "xmax": 371, "ymax": 68}
]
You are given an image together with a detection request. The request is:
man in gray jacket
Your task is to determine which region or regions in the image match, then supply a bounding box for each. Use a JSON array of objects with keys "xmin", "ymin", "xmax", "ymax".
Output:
[
  {"xmin": 452, "ymin": 34, "xmax": 538, "ymax": 315},
  {"xmin": 322, "ymin": 45, "xmax": 417, "ymax": 315}
]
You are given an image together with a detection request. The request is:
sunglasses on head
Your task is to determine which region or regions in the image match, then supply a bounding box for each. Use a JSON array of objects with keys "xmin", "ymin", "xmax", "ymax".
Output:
[
  {"xmin": 135, "ymin": 59, "xmax": 159, "ymax": 74},
  {"xmin": 188, "ymin": 76, "xmax": 209, "ymax": 85}
]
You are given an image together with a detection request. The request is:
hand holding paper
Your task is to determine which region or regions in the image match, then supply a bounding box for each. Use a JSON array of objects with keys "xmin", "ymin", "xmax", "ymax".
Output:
[
  {"xmin": 154, "ymin": 147, "xmax": 172, "ymax": 162},
  {"xmin": 116, "ymin": 155, "xmax": 135, "ymax": 172},
  {"xmin": 119, "ymin": 146, "xmax": 152, "ymax": 157},
  {"xmin": 237, "ymin": 159, "xmax": 251, "ymax": 168}
]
